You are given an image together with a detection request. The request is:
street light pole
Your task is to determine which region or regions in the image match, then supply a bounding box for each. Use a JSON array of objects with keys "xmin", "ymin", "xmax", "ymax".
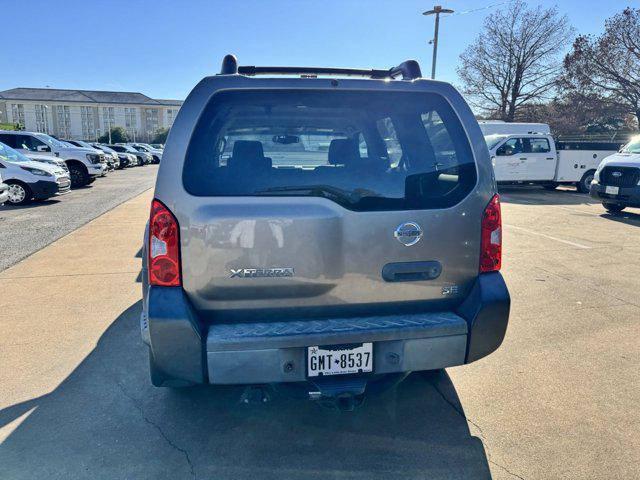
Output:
[{"xmin": 423, "ymin": 5, "xmax": 454, "ymax": 80}]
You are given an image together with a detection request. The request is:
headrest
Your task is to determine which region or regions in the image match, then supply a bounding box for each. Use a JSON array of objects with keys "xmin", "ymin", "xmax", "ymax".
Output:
[
  {"xmin": 228, "ymin": 140, "xmax": 271, "ymax": 170},
  {"xmin": 232, "ymin": 140, "xmax": 264, "ymax": 160},
  {"xmin": 328, "ymin": 138, "xmax": 359, "ymax": 166}
]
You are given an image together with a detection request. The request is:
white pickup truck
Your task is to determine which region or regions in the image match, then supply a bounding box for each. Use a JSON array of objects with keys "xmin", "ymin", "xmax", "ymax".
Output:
[{"xmin": 484, "ymin": 133, "xmax": 621, "ymax": 192}]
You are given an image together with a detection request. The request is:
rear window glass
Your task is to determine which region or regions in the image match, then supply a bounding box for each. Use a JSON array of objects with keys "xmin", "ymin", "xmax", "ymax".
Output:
[{"xmin": 183, "ymin": 90, "xmax": 476, "ymax": 211}]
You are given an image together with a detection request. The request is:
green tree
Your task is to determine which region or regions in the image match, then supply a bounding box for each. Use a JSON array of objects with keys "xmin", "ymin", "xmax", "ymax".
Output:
[
  {"xmin": 98, "ymin": 127, "xmax": 129, "ymax": 144},
  {"xmin": 151, "ymin": 128, "xmax": 169, "ymax": 144}
]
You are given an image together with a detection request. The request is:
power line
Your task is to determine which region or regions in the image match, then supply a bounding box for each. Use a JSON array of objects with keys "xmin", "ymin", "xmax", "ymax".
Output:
[{"xmin": 452, "ymin": 2, "xmax": 507, "ymax": 16}]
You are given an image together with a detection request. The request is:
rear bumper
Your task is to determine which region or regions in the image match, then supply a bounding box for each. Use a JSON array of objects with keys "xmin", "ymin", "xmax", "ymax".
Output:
[
  {"xmin": 590, "ymin": 182, "xmax": 640, "ymax": 207},
  {"xmin": 144, "ymin": 272, "xmax": 510, "ymax": 385}
]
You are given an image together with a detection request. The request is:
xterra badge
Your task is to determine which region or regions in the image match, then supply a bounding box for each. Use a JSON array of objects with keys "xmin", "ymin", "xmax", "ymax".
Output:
[{"xmin": 230, "ymin": 267, "xmax": 295, "ymax": 278}]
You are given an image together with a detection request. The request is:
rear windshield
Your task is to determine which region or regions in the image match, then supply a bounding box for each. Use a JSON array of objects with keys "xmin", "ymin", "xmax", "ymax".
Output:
[{"xmin": 183, "ymin": 90, "xmax": 476, "ymax": 211}]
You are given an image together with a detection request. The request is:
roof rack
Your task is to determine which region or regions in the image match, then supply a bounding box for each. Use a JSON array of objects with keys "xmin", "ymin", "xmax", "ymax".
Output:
[{"xmin": 219, "ymin": 54, "xmax": 422, "ymax": 80}]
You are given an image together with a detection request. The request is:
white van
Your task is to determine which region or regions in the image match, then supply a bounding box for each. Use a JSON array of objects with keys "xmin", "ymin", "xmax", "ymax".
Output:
[
  {"xmin": 0, "ymin": 131, "xmax": 107, "ymax": 187},
  {"xmin": 485, "ymin": 133, "xmax": 620, "ymax": 192}
]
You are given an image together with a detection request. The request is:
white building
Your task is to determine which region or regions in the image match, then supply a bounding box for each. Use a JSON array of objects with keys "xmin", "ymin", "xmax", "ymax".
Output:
[{"xmin": 0, "ymin": 88, "xmax": 183, "ymax": 142}]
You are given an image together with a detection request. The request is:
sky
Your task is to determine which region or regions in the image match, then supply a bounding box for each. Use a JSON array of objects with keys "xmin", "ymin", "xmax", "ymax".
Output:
[{"xmin": 1, "ymin": 0, "xmax": 634, "ymax": 100}]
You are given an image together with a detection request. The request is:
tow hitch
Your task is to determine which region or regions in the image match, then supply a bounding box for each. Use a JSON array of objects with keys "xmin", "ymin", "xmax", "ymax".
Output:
[{"xmin": 308, "ymin": 377, "xmax": 367, "ymax": 411}]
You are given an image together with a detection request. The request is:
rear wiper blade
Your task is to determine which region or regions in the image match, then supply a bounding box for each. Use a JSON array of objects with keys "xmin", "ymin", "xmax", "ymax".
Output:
[{"xmin": 255, "ymin": 185, "xmax": 354, "ymax": 201}]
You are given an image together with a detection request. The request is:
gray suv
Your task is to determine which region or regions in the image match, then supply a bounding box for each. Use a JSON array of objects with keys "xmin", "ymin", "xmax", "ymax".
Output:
[{"xmin": 141, "ymin": 55, "xmax": 510, "ymax": 406}]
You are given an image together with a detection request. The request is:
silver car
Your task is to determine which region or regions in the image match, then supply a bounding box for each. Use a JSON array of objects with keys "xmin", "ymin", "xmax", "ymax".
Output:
[
  {"xmin": 141, "ymin": 55, "xmax": 510, "ymax": 407},
  {"xmin": 0, "ymin": 172, "xmax": 8, "ymax": 205},
  {"xmin": 0, "ymin": 142, "xmax": 70, "ymax": 205}
]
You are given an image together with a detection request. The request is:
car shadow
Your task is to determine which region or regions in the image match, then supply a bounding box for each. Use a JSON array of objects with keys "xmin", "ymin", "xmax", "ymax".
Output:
[
  {"xmin": 0, "ymin": 301, "xmax": 491, "ymax": 480},
  {"xmin": 600, "ymin": 210, "xmax": 640, "ymax": 227},
  {"xmin": 498, "ymin": 185, "xmax": 598, "ymax": 206},
  {"xmin": 0, "ymin": 198, "xmax": 62, "ymax": 211}
]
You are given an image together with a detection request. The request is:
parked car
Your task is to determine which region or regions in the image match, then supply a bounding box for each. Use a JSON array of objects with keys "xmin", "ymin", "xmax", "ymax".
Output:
[
  {"xmin": 0, "ymin": 172, "xmax": 9, "ymax": 205},
  {"xmin": 92, "ymin": 144, "xmax": 131, "ymax": 169},
  {"xmin": 0, "ymin": 141, "xmax": 70, "ymax": 205},
  {"xmin": 127, "ymin": 143, "xmax": 162, "ymax": 163},
  {"xmin": 66, "ymin": 140, "xmax": 120, "ymax": 170},
  {"xmin": 0, "ymin": 130, "xmax": 106, "ymax": 187},
  {"xmin": 150, "ymin": 143, "xmax": 164, "ymax": 150},
  {"xmin": 106, "ymin": 144, "xmax": 150, "ymax": 166},
  {"xmin": 590, "ymin": 135, "xmax": 640, "ymax": 213},
  {"xmin": 140, "ymin": 55, "xmax": 510, "ymax": 408},
  {"xmin": 485, "ymin": 132, "xmax": 620, "ymax": 192}
]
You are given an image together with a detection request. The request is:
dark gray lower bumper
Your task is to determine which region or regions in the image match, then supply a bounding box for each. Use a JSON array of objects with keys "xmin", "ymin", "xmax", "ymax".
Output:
[
  {"xmin": 590, "ymin": 183, "xmax": 640, "ymax": 208},
  {"xmin": 145, "ymin": 272, "xmax": 510, "ymax": 385},
  {"xmin": 31, "ymin": 180, "xmax": 59, "ymax": 200}
]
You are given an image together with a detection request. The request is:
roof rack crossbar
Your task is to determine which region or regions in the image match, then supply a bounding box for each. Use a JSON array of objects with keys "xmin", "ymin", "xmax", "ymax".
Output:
[{"xmin": 220, "ymin": 55, "xmax": 422, "ymax": 80}]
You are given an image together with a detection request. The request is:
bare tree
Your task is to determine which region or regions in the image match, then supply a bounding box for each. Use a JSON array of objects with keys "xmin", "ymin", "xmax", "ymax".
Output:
[
  {"xmin": 457, "ymin": 0, "xmax": 573, "ymax": 121},
  {"xmin": 562, "ymin": 8, "xmax": 640, "ymax": 128}
]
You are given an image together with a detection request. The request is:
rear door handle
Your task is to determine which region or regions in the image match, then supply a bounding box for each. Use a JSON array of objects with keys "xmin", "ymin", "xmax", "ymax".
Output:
[
  {"xmin": 382, "ymin": 261, "xmax": 442, "ymax": 282},
  {"xmin": 519, "ymin": 157, "xmax": 527, "ymax": 161}
]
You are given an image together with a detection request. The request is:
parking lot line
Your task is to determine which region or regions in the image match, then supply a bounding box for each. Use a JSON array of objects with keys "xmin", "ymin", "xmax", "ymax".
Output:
[{"xmin": 504, "ymin": 224, "xmax": 591, "ymax": 249}]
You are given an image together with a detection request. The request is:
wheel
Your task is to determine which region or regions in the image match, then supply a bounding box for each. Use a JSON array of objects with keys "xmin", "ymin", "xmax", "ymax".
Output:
[
  {"xmin": 577, "ymin": 170, "xmax": 595, "ymax": 193},
  {"xmin": 543, "ymin": 183, "xmax": 558, "ymax": 191},
  {"xmin": 68, "ymin": 164, "xmax": 89, "ymax": 187},
  {"xmin": 6, "ymin": 181, "xmax": 32, "ymax": 205},
  {"xmin": 152, "ymin": 156, "xmax": 160, "ymax": 164},
  {"xmin": 138, "ymin": 158, "xmax": 143, "ymax": 166},
  {"xmin": 602, "ymin": 202, "xmax": 625, "ymax": 213}
]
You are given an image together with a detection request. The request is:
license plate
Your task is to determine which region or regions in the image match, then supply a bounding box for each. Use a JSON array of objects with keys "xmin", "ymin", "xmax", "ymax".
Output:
[
  {"xmin": 605, "ymin": 186, "xmax": 619, "ymax": 195},
  {"xmin": 307, "ymin": 343, "xmax": 373, "ymax": 377}
]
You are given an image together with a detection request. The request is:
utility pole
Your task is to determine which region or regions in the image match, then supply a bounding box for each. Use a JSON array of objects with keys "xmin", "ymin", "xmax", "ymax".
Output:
[{"xmin": 423, "ymin": 5, "xmax": 454, "ymax": 79}]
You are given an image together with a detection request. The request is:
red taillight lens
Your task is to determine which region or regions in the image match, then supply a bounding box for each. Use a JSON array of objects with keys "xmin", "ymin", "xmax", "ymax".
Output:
[
  {"xmin": 148, "ymin": 199, "xmax": 181, "ymax": 286},
  {"xmin": 480, "ymin": 194, "xmax": 502, "ymax": 273}
]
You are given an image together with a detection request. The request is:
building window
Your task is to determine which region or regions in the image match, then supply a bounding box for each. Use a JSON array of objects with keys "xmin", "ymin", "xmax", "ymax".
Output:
[
  {"xmin": 166, "ymin": 108, "xmax": 177, "ymax": 126},
  {"xmin": 81, "ymin": 106, "xmax": 98, "ymax": 140},
  {"xmin": 102, "ymin": 106, "xmax": 115, "ymax": 132},
  {"xmin": 144, "ymin": 108, "xmax": 159, "ymax": 137},
  {"xmin": 125, "ymin": 107, "xmax": 138, "ymax": 138},
  {"xmin": 11, "ymin": 104, "xmax": 25, "ymax": 127},
  {"xmin": 34, "ymin": 104, "xmax": 50, "ymax": 133},
  {"xmin": 55, "ymin": 105, "xmax": 71, "ymax": 138}
]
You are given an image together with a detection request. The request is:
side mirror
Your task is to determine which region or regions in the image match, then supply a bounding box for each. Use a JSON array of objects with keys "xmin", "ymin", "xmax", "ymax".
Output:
[{"xmin": 36, "ymin": 145, "xmax": 51, "ymax": 152}]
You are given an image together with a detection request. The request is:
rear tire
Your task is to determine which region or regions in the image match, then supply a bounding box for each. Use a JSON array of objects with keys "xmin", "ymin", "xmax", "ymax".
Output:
[
  {"xmin": 6, "ymin": 181, "xmax": 32, "ymax": 205},
  {"xmin": 603, "ymin": 202, "xmax": 625, "ymax": 213},
  {"xmin": 577, "ymin": 170, "xmax": 595, "ymax": 193},
  {"xmin": 69, "ymin": 164, "xmax": 89, "ymax": 187}
]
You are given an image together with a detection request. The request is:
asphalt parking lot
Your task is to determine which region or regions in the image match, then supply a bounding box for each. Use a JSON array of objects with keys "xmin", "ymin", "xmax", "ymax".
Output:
[
  {"xmin": 0, "ymin": 165, "xmax": 159, "ymax": 271},
  {"xmin": 0, "ymin": 178, "xmax": 638, "ymax": 479}
]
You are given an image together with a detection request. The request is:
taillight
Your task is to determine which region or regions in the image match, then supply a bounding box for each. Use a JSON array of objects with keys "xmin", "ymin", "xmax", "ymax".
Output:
[
  {"xmin": 480, "ymin": 194, "xmax": 502, "ymax": 273},
  {"xmin": 148, "ymin": 199, "xmax": 181, "ymax": 286}
]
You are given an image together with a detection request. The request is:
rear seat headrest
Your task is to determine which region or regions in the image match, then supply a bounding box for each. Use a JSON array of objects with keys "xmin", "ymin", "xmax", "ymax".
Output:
[
  {"xmin": 228, "ymin": 140, "xmax": 271, "ymax": 170},
  {"xmin": 328, "ymin": 138, "xmax": 360, "ymax": 166}
]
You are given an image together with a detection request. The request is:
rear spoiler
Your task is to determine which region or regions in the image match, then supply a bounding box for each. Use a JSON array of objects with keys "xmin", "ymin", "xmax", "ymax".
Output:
[{"xmin": 219, "ymin": 54, "xmax": 422, "ymax": 81}]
